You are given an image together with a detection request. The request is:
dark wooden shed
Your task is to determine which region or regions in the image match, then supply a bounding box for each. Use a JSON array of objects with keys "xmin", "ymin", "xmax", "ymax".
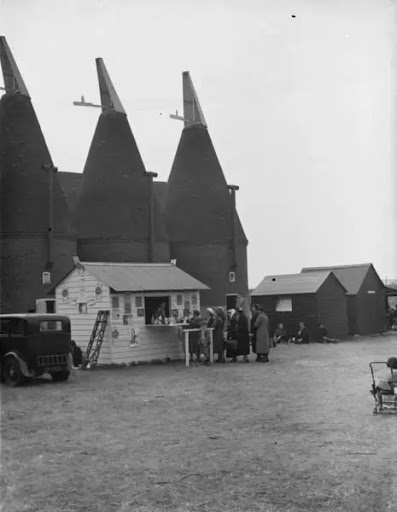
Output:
[
  {"xmin": 251, "ymin": 271, "xmax": 349, "ymax": 341},
  {"xmin": 302, "ymin": 264, "xmax": 387, "ymax": 335}
]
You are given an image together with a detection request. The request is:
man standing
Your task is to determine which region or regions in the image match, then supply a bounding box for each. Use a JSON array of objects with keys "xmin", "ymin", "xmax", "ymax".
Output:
[{"xmin": 254, "ymin": 305, "xmax": 270, "ymax": 363}]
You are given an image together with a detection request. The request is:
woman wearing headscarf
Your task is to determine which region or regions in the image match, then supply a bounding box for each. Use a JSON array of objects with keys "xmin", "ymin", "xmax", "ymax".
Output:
[
  {"xmin": 236, "ymin": 307, "xmax": 250, "ymax": 363},
  {"xmin": 213, "ymin": 307, "xmax": 226, "ymax": 362},
  {"xmin": 254, "ymin": 305, "xmax": 270, "ymax": 362},
  {"xmin": 226, "ymin": 309, "xmax": 239, "ymax": 362}
]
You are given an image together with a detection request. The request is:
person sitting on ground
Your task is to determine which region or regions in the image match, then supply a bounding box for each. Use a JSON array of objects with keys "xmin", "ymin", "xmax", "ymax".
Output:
[
  {"xmin": 273, "ymin": 323, "xmax": 287, "ymax": 347},
  {"xmin": 316, "ymin": 323, "xmax": 338, "ymax": 344},
  {"xmin": 373, "ymin": 357, "xmax": 397, "ymax": 409},
  {"xmin": 387, "ymin": 307, "xmax": 396, "ymax": 331},
  {"xmin": 71, "ymin": 340, "xmax": 83, "ymax": 368},
  {"xmin": 293, "ymin": 322, "xmax": 310, "ymax": 344}
]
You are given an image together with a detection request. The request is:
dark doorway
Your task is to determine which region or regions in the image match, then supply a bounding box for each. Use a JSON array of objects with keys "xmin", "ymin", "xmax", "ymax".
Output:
[
  {"xmin": 144, "ymin": 296, "xmax": 170, "ymax": 325},
  {"xmin": 226, "ymin": 294, "xmax": 238, "ymax": 311}
]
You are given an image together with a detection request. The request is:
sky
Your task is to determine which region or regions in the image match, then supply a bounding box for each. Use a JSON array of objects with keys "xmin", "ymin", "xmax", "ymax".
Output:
[{"xmin": 1, "ymin": 0, "xmax": 396, "ymax": 288}]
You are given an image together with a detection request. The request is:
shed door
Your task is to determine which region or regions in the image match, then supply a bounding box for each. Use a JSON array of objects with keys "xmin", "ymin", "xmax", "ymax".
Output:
[{"xmin": 226, "ymin": 294, "xmax": 238, "ymax": 311}]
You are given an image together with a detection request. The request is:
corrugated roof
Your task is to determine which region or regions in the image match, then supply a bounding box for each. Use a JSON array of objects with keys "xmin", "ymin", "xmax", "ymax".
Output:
[
  {"xmin": 251, "ymin": 271, "xmax": 332, "ymax": 296},
  {"xmin": 301, "ymin": 264, "xmax": 372, "ymax": 295},
  {"xmin": 80, "ymin": 262, "xmax": 210, "ymax": 292}
]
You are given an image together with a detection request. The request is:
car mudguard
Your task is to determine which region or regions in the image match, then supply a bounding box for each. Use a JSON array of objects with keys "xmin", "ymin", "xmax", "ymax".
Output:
[{"xmin": 4, "ymin": 352, "xmax": 35, "ymax": 378}]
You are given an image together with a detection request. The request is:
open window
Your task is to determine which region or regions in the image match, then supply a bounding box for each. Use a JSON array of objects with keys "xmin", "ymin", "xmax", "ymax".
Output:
[
  {"xmin": 276, "ymin": 297, "xmax": 292, "ymax": 312},
  {"xmin": 144, "ymin": 296, "xmax": 170, "ymax": 325}
]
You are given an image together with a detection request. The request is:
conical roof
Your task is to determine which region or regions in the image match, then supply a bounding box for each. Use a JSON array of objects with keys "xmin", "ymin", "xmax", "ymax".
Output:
[
  {"xmin": 0, "ymin": 36, "xmax": 77, "ymax": 313},
  {"xmin": 0, "ymin": 38, "xmax": 73, "ymax": 236},
  {"xmin": 166, "ymin": 71, "xmax": 247, "ymax": 245},
  {"xmin": 75, "ymin": 110, "xmax": 150, "ymax": 238},
  {"xmin": 75, "ymin": 59, "xmax": 168, "ymax": 246},
  {"xmin": 165, "ymin": 123, "xmax": 247, "ymax": 244}
]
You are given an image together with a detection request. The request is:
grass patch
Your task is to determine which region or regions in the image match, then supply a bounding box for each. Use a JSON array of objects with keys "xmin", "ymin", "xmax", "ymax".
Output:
[{"xmin": 1, "ymin": 334, "xmax": 397, "ymax": 512}]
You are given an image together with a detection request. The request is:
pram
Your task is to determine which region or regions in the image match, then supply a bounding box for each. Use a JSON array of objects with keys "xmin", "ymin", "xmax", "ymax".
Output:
[{"xmin": 369, "ymin": 362, "xmax": 397, "ymax": 415}]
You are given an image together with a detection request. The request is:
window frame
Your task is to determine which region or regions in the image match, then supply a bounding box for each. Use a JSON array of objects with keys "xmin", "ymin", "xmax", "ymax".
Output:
[{"xmin": 275, "ymin": 297, "xmax": 293, "ymax": 312}]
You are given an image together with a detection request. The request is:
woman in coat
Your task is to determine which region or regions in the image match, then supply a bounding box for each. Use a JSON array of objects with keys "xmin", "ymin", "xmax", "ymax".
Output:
[
  {"xmin": 254, "ymin": 305, "xmax": 270, "ymax": 362},
  {"xmin": 236, "ymin": 308, "xmax": 250, "ymax": 363},
  {"xmin": 202, "ymin": 308, "xmax": 216, "ymax": 364},
  {"xmin": 250, "ymin": 304, "xmax": 260, "ymax": 358},
  {"xmin": 187, "ymin": 310, "xmax": 202, "ymax": 363},
  {"xmin": 213, "ymin": 307, "xmax": 226, "ymax": 362},
  {"xmin": 226, "ymin": 309, "xmax": 239, "ymax": 362}
]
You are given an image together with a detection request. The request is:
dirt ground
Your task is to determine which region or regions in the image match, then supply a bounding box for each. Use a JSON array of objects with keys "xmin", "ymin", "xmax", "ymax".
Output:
[{"xmin": 1, "ymin": 333, "xmax": 396, "ymax": 512}]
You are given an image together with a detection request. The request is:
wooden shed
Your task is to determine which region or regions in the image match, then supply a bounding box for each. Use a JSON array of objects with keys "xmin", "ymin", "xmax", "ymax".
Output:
[
  {"xmin": 54, "ymin": 261, "xmax": 209, "ymax": 365},
  {"xmin": 302, "ymin": 264, "xmax": 387, "ymax": 335},
  {"xmin": 251, "ymin": 271, "xmax": 349, "ymax": 341}
]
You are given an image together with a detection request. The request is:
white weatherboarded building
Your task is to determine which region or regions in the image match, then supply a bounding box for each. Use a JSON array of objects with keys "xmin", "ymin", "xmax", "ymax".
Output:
[{"xmin": 54, "ymin": 261, "xmax": 209, "ymax": 365}]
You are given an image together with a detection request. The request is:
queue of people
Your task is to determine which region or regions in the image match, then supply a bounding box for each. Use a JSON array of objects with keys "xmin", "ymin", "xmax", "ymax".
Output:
[
  {"xmin": 184, "ymin": 304, "xmax": 340, "ymax": 365},
  {"xmin": 184, "ymin": 305, "xmax": 271, "ymax": 364}
]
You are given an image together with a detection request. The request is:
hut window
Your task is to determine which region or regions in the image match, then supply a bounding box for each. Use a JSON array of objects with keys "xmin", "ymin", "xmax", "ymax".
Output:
[
  {"xmin": 135, "ymin": 296, "xmax": 143, "ymax": 308},
  {"xmin": 112, "ymin": 296, "xmax": 120, "ymax": 309},
  {"xmin": 276, "ymin": 297, "xmax": 292, "ymax": 312},
  {"xmin": 124, "ymin": 294, "xmax": 132, "ymax": 314},
  {"xmin": 144, "ymin": 296, "xmax": 170, "ymax": 325},
  {"xmin": 191, "ymin": 294, "xmax": 198, "ymax": 306},
  {"xmin": 176, "ymin": 294, "xmax": 183, "ymax": 306}
]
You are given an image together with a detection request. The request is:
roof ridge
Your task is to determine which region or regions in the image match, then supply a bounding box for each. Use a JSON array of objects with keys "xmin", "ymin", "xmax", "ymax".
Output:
[
  {"xmin": 81, "ymin": 262, "xmax": 172, "ymax": 266},
  {"xmin": 265, "ymin": 271, "xmax": 331, "ymax": 278},
  {"xmin": 302, "ymin": 263, "xmax": 372, "ymax": 270}
]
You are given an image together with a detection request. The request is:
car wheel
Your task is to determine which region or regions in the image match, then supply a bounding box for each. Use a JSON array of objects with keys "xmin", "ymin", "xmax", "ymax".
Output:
[
  {"xmin": 51, "ymin": 370, "xmax": 70, "ymax": 382},
  {"xmin": 4, "ymin": 356, "xmax": 25, "ymax": 387}
]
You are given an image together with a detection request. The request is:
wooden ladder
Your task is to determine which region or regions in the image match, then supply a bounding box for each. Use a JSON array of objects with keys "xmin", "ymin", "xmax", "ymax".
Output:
[{"xmin": 82, "ymin": 310, "xmax": 110, "ymax": 369}]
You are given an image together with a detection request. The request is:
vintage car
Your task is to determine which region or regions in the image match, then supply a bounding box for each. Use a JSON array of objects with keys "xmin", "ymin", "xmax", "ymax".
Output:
[{"xmin": 0, "ymin": 314, "xmax": 72, "ymax": 386}]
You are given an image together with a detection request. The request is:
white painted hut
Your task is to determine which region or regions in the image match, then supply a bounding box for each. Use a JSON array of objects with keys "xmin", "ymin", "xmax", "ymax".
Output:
[{"xmin": 54, "ymin": 261, "xmax": 209, "ymax": 365}]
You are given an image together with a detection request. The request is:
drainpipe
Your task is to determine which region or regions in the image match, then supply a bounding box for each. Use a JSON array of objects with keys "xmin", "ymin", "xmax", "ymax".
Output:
[
  {"xmin": 42, "ymin": 164, "xmax": 58, "ymax": 269},
  {"xmin": 227, "ymin": 184, "xmax": 239, "ymax": 270},
  {"xmin": 145, "ymin": 171, "xmax": 158, "ymax": 262}
]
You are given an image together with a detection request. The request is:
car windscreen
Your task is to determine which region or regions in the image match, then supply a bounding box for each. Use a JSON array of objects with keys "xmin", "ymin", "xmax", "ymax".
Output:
[{"xmin": 39, "ymin": 320, "xmax": 64, "ymax": 332}]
